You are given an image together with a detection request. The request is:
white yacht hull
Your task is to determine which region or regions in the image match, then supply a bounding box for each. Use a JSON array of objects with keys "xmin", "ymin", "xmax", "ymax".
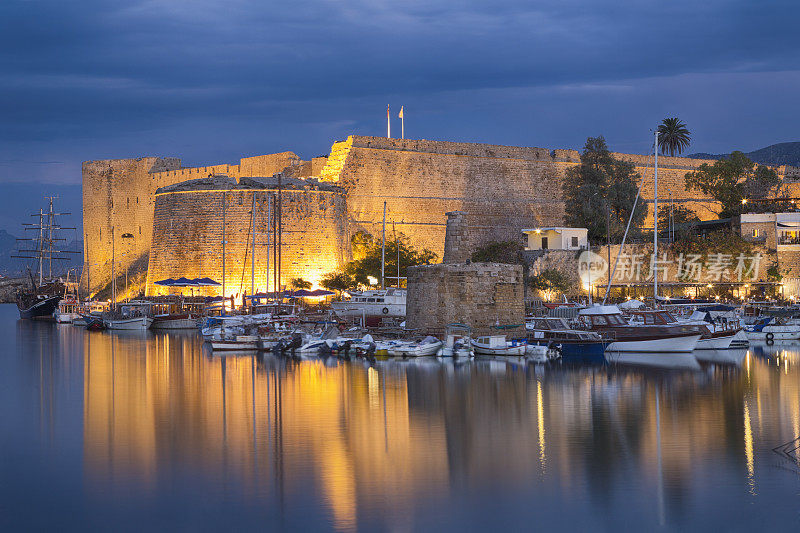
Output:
[
  {"xmin": 104, "ymin": 316, "xmax": 153, "ymax": 330},
  {"xmin": 696, "ymin": 333, "xmax": 737, "ymax": 350},
  {"xmin": 605, "ymin": 334, "xmax": 701, "ymax": 353},
  {"xmin": 54, "ymin": 312, "xmax": 78, "ymax": 324}
]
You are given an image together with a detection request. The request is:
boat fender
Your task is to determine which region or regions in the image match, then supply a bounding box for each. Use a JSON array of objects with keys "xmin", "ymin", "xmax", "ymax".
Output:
[
  {"xmin": 382, "ymin": 307, "xmax": 389, "ymax": 315},
  {"xmin": 766, "ymin": 332, "xmax": 774, "ymax": 341}
]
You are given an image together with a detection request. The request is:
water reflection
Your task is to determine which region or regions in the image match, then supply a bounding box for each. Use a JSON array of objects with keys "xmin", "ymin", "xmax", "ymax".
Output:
[{"xmin": 9, "ymin": 313, "xmax": 800, "ymax": 530}]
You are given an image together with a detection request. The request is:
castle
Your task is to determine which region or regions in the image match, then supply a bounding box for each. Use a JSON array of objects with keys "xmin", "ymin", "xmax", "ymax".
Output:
[{"xmin": 81, "ymin": 135, "xmax": 800, "ymax": 298}]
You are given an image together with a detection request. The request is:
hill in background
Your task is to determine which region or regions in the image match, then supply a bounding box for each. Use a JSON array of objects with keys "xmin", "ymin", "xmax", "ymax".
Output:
[{"xmin": 689, "ymin": 142, "xmax": 800, "ymax": 167}]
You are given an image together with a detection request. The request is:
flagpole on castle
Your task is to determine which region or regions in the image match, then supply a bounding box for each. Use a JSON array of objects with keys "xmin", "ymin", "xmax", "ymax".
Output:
[
  {"xmin": 387, "ymin": 104, "xmax": 391, "ymax": 138},
  {"xmin": 399, "ymin": 106, "xmax": 404, "ymax": 139}
]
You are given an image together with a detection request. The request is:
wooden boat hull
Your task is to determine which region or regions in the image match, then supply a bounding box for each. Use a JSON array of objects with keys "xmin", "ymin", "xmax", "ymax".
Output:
[{"xmin": 17, "ymin": 295, "xmax": 60, "ymax": 320}]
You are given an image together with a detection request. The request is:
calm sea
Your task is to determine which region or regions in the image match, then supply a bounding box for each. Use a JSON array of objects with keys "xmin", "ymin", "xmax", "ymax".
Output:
[{"xmin": 1, "ymin": 303, "xmax": 799, "ymax": 531}]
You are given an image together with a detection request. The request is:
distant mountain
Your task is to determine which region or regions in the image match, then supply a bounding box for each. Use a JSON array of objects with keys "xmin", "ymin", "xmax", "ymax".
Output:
[
  {"xmin": 688, "ymin": 142, "xmax": 800, "ymax": 167},
  {"xmin": 0, "ymin": 230, "xmax": 83, "ymax": 277}
]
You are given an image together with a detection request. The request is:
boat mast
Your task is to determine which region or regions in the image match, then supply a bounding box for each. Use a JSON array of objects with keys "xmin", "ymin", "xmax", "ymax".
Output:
[
  {"xmin": 86, "ymin": 232, "xmax": 90, "ymax": 300},
  {"xmin": 654, "ymin": 129, "xmax": 659, "ymax": 305},
  {"xmin": 250, "ymin": 192, "xmax": 256, "ymax": 309},
  {"xmin": 266, "ymin": 194, "xmax": 271, "ymax": 298},
  {"xmin": 37, "ymin": 209, "xmax": 44, "ymax": 286},
  {"xmin": 395, "ymin": 220, "xmax": 399, "ymax": 288},
  {"xmin": 381, "ymin": 201, "xmax": 386, "ymax": 289},
  {"xmin": 111, "ymin": 226, "xmax": 116, "ymax": 308},
  {"xmin": 277, "ymin": 174, "xmax": 282, "ymax": 296},
  {"xmin": 222, "ymin": 189, "xmax": 226, "ymax": 312}
]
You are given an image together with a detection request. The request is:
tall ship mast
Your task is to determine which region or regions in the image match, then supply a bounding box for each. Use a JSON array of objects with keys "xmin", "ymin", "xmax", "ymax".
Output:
[{"xmin": 11, "ymin": 197, "xmax": 79, "ymax": 319}]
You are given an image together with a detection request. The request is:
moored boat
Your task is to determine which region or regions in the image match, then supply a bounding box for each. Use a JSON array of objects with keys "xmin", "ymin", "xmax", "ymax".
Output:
[
  {"xmin": 472, "ymin": 335, "xmax": 527, "ymax": 356},
  {"xmin": 578, "ymin": 306, "xmax": 701, "ymax": 353}
]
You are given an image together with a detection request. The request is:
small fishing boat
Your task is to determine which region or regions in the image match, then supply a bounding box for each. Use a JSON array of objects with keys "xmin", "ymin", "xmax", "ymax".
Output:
[
  {"xmin": 103, "ymin": 303, "xmax": 154, "ymax": 330},
  {"xmin": 439, "ymin": 324, "xmax": 473, "ymax": 358},
  {"xmin": 54, "ymin": 297, "xmax": 80, "ymax": 323},
  {"xmin": 472, "ymin": 335, "xmax": 527, "ymax": 356},
  {"xmin": 629, "ymin": 309, "xmax": 741, "ymax": 350},
  {"xmin": 525, "ymin": 343, "xmax": 560, "ymax": 363}
]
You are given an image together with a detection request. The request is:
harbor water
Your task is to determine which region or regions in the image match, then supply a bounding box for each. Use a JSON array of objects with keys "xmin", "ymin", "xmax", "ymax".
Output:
[{"xmin": 2, "ymin": 304, "xmax": 800, "ymax": 531}]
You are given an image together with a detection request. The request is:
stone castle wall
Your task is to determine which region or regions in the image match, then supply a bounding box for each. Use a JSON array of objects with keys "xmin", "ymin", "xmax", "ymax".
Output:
[
  {"xmin": 82, "ymin": 135, "xmax": 800, "ymax": 295},
  {"xmin": 145, "ymin": 176, "xmax": 348, "ymax": 297},
  {"xmin": 83, "ymin": 152, "xmax": 319, "ymax": 296},
  {"xmin": 319, "ymin": 136, "xmax": 800, "ymax": 259},
  {"xmin": 81, "ymin": 156, "xmax": 182, "ymax": 297}
]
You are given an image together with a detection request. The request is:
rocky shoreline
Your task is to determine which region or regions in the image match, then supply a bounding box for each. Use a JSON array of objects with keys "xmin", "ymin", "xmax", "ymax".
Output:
[{"xmin": 0, "ymin": 278, "xmax": 25, "ymax": 304}]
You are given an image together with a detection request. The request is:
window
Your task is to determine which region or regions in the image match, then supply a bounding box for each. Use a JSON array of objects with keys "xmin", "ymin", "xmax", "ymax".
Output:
[
  {"xmin": 571, "ymin": 236, "xmax": 579, "ymax": 247},
  {"xmin": 541, "ymin": 237, "xmax": 549, "ymax": 250}
]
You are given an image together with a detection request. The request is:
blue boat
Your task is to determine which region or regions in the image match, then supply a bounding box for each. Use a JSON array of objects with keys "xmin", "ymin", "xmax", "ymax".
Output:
[{"xmin": 526, "ymin": 317, "xmax": 606, "ymax": 362}]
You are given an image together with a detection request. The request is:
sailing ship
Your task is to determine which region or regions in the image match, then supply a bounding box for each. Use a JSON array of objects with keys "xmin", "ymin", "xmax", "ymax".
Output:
[{"xmin": 12, "ymin": 198, "xmax": 79, "ymax": 319}]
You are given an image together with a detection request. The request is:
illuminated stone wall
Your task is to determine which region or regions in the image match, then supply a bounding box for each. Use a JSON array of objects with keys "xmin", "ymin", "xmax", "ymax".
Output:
[
  {"xmin": 318, "ymin": 135, "xmax": 800, "ymax": 259},
  {"xmin": 81, "ymin": 157, "xmax": 181, "ymax": 298},
  {"xmin": 145, "ymin": 175, "xmax": 348, "ymax": 297},
  {"xmin": 82, "ymin": 152, "xmax": 315, "ymax": 297},
  {"xmin": 83, "ymin": 136, "xmax": 800, "ymax": 295}
]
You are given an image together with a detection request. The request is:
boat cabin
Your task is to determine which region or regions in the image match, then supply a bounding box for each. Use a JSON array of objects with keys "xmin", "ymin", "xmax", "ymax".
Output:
[
  {"xmin": 628, "ymin": 310, "xmax": 679, "ymax": 325},
  {"xmin": 577, "ymin": 306, "xmax": 628, "ymax": 327}
]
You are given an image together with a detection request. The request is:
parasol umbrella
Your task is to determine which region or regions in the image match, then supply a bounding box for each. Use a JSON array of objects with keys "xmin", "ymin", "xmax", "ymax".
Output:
[
  {"xmin": 193, "ymin": 277, "xmax": 221, "ymax": 287},
  {"xmin": 154, "ymin": 278, "xmax": 178, "ymax": 286}
]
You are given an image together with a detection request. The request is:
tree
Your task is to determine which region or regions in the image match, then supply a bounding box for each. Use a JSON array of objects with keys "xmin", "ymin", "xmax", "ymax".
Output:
[
  {"xmin": 290, "ymin": 277, "xmax": 312, "ymax": 290},
  {"xmin": 657, "ymin": 204, "xmax": 700, "ymax": 238},
  {"xmin": 321, "ymin": 231, "xmax": 438, "ymax": 290},
  {"xmin": 563, "ymin": 136, "xmax": 646, "ymax": 242},
  {"xmin": 529, "ymin": 269, "xmax": 571, "ymax": 301},
  {"xmin": 657, "ymin": 118, "xmax": 691, "ymax": 156},
  {"xmin": 684, "ymin": 151, "xmax": 780, "ymax": 218},
  {"xmin": 320, "ymin": 272, "xmax": 356, "ymax": 293},
  {"xmin": 471, "ymin": 241, "xmax": 524, "ymax": 264}
]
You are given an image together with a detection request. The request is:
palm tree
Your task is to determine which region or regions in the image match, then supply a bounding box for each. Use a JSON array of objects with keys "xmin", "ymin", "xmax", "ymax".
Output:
[
  {"xmin": 657, "ymin": 118, "xmax": 691, "ymax": 157},
  {"xmin": 290, "ymin": 277, "xmax": 312, "ymax": 290}
]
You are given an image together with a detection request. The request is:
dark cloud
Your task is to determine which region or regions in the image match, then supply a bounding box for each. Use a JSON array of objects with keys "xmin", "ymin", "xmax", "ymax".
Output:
[{"xmin": 0, "ymin": 0, "xmax": 799, "ymax": 229}]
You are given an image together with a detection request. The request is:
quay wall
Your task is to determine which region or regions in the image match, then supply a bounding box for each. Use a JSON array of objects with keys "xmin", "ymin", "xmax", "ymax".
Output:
[{"xmin": 145, "ymin": 176, "xmax": 348, "ymax": 297}]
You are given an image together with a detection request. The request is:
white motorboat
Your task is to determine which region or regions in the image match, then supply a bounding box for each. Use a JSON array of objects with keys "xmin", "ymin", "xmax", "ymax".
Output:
[
  {"xmin": 525, "ymin": 344, "xmax": 560, "ymax": 363},
  {"xmin": 104, "ymin": 315, "xmax": 153, "ymax": 330},
  {"xmin": 439, "ymin": 324, "xmax": 473, "ymax": 358},
  {"xmin": 578, "ymin": 306, "xmax": 701, "ymax": 353},
  {"xmin": 745, "ymin": 317, "xmax": 800, "ymax": 341},
  {"xmin": 472, "ymin": 335, "xmax": 527, "ymax": 356},
  {"xmin": 388, "ymin": 336, "xmax": 442, "ymax": 357}
]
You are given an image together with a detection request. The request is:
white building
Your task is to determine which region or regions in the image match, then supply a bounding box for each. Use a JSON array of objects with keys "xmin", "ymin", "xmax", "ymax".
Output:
[{"xmin": 522, "ymin": 227, "xmax": 588, "ymax": 251}]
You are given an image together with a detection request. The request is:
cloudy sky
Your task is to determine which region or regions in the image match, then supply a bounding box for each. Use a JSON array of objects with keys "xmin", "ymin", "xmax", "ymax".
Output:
[{"xmin": 1, "ymin": 0, "xmax": 798, "ymax": 231}]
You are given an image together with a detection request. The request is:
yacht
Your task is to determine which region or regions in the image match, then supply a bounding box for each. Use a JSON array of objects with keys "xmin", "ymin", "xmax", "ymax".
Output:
[{"xmin": 578, "ymin": 306, "xmax": 701, "ymax": 353}]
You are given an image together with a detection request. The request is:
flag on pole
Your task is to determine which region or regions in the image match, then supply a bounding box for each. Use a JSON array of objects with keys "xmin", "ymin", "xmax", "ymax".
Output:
[
  {"xmin": 386, "ymin": 104, "xmax": 391, "ymax": 138},
  {"xmin": 398, "ymin": 106, "xmax": 403, "ymax": 119},
  {"xmin": 398, "ymin": 106, "xmax": 404, "ymax": 139}
]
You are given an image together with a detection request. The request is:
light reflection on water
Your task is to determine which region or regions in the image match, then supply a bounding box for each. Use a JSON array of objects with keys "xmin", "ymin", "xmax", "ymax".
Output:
[{"xmin": 4, "ymin": 304, "xmax": 800, "ymax": 531}]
